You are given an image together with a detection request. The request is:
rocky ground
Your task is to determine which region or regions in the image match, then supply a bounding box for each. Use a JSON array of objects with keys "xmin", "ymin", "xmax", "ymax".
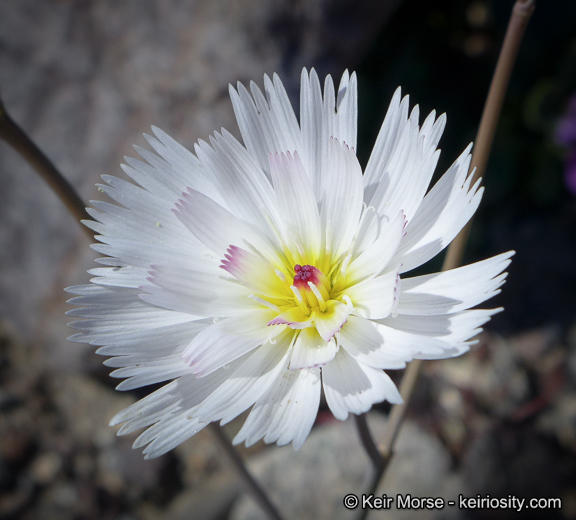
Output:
[{"xmin": 2, "ymin": 320, "xmax": 576, "ymax": 520}]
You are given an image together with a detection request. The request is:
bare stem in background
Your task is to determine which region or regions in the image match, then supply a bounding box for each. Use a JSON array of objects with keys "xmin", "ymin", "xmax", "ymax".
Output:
[
  {"xmin": 443, "ymin": 0, "xmax": 536, "ymax": 270},
  {"xmin": 353, "ymin": 415, "xmax": 386, "ymax": 520},
  {"xmin": 356, "ymin": 0, "xmax": 535, "ymax": 507},
  {"xmin": 0, "ymin": 92, "xmax": 91, "ymax": 236},
  {"xmin": 209, "ymin": 424, "xmax": 285, "ymax": 520}
]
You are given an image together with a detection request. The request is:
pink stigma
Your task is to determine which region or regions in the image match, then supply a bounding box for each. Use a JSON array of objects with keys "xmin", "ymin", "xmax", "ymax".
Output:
[{"xmin": 293, "ymin": 264, "xmax": 321, "ymax": 289}]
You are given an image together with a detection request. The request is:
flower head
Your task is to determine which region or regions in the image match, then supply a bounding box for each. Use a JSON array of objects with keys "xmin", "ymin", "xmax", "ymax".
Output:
[{"xmin": 67, "ymin": 69, "xmax": 512, "ymax": 459}]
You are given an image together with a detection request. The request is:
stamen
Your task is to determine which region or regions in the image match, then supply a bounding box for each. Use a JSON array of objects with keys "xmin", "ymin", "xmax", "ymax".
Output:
[
  {"xmin": 307, "ymin": 282, "xmax": 327, "ymax": 312},
  {"xmin": 292, "ymin": 264, "xmax": 332, "ymax": 311},
  {"xmin": 342, "ymin": 295, "xmax": 354, "ymax": 310},
  {"xmin": 248, "ymin": 294, "xmax": 280, "ymax": 313},
  {"xmin": 290, "ymin": 284, "xmax": 310, "ymax": 315}
]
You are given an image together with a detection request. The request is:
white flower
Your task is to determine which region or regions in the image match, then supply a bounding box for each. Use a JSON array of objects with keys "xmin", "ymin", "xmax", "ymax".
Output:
[{"xmin": 67, "ymin": 69, "xmax": 512, "ymax": 459}]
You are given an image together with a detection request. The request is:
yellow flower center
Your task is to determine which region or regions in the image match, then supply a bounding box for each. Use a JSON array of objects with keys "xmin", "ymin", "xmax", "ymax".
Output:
[{"xmin": 291, "ymin": 264, "xmax": 331, "ymax": 314}]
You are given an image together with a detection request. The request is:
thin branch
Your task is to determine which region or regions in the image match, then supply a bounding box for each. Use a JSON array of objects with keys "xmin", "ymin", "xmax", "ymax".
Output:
[
  {"xmin": 356, "ymin": 0, "xmax": 535, "ymax": 501},
  {"xmin": 354, "ymin": 414, "xmax": 385, "ymax": 469},
  {"xmin": 354, "ymin": 415, "xmax": 386, "ymax": 520},
  {"xmin": 0, "ymin": 92, "xmax": 92, "ymax": 237},
  {"xmin": 443, "ymin": 0, "xmax": 535, "ymax": 270},
  {"xmin": 209, "ymin": 424, "xmax": 285, "ymax": 520}
]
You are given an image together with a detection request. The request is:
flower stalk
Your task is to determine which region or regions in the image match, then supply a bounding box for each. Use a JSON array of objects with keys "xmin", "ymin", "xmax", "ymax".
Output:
[
  {"xmin": 209, "ymin": 424, "xmax": 284, "ymax": 520},
  {"xmin": 0, "ymin": 93, "xmax": 91, "ymax": 235},
  {"xmin": 356, "ymin": 0, "xmax": 536, "ymax": 510}
]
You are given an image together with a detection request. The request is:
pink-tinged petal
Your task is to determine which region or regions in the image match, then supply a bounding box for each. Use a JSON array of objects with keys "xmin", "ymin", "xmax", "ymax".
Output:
[
  {"xmin": 322, "ymin": 349, "xmax": 402, "ymax": 421},
  {"xmin": 344, "ymin": 267, "xmax": 401, "ymax": 319},
  {"xmin": 268, "ymin": 306, "xmax": 314, "ymax": 328},
  {"xmin": 314, "ymin": 300, "xmax": 350, "ymax": 342},
  {"xmin": 174, "ymin": 187, "xmax": 280, "ymax": 263},
  {"xmin": 268, "ymin": 151, "xmax": 321, "ymax": 262},
  {"xmin": 182, "ymin": 309, "xmax": 278, "ymax": 377},
  {"xmin": 397, "ymin": 251, "xmax": 514, "ymax": 315},
  {"xmin": 220, "ymin": 245, "xmax": 291, "ymax": 299},
  {"xmin": 233, "ymin": 366, "xmax": 321, "ymax": 450},
  {"xmin": 290, "ymin": 328, "xmax": 336, "ymax": 369}
]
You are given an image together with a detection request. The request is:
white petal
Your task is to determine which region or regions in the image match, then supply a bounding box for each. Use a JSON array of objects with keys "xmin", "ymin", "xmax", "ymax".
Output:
[
  {"xmin": 107, "ymin": 355, "xmax": 191, "ymax": 390},
  {"xmin": 269, "ymin": 151, "xmax": 321, "ymax": 262},
  {"xmin": 290, "ymin": 328, "xmax": 337, "ymax": 369},
  {"xmin": 314, "ymin": 300, "xmax": 350, "ymax": 342},
  {"xmin": 229, "ymin": 74, "xmax": 301, "ymax": 175},
  {"xmin": 382, "ymin": 308, "xmax": 500, "ymax": 348},
  {"xmin": 363, "ymin": 88, "xmax": 410, "ymax": 194},
  {"xmin": 193, "ymin": 130, "xmax": 280, "ymax": 227},
  {"xmin": 147, "ymin": 126, "xmax": 221, "ymax": 201},
  {"xmin": 345, "ymin": 267, "xmax": 400, "ymax": 319},
  {"xmin": 333, "ymin": 70, "xmax": 358, "ymax": 150},
  {"xmin": 141, "ymin": 265, "xmax": 253, "ymax": 317},
  {"xmin": 320, "ymin": 139, "xmax": 364, "ymax": 261},
  {"xmin": 300, "ymin": 69, "xmax": 358, "ymax": 198},
  {"xmin": 338, "ymin": 315, "xmax": 410, "ymax": 369},
  {"xmin": 67, "ymin": 286, "xmax": 199, "ymax": 345},
  {"xmin": 233, "ymin": 366, "xmax": 321, "ymax": 449},
  {"xmin": 141, "ymin": 418, "xmax": 209, "ymax": 459},
  {"xmin": 299, "ymin": 68, "xmax": 326, "ymax": 196},
  {"xmin": 194, "ymin": 332, "xmax": 293, "ymax": 424},
  {"xmin": 397, "ymin": 251, "xmax": 513, "ymax": 315},
  {"xmin": 392, "ymin": 144, "xmax": 483, "ymax": 273},
  {"xmin": 182, "ymin": 309, "xmax": 278, "ymax": 376},
  {"xmin": 111, "ymin": 364, "xmax": 238, "ymax": 458},
  {"xmin": 373, "ymin": 321, "xmax": 459, "ymax": 359},
  {"xmin": 120, "ymin": 152, "xmax": 190, "ymax": 204},
  {"xmin": 174, "ymin": 187, "xmax": 278, "ymax": 262},
  {"xmin": 363, "ymin": 86, "xmax": 447, "ymax": 227},
  {"xmin": 346, "ymin": 210, "xmax": 406, "ymax": 285},
  {"xmin": 322, "ymin": 349, "xmax": 402, "ymax": 421}
]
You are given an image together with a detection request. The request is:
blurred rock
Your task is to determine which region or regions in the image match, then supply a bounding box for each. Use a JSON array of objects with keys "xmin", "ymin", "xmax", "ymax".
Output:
[
  {"xmin": 0, "ymin": 0, "xmax": 401, "ymax": 353},
  {"xmin": 230, "ymin": 413, "xmax": 462, "ymax": 520}
]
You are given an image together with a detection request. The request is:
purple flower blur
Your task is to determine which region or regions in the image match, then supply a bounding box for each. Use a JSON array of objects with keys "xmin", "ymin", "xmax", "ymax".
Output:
[{"xmin": 555, "ymin": 95, "xmax": 576, "ymax": 195}]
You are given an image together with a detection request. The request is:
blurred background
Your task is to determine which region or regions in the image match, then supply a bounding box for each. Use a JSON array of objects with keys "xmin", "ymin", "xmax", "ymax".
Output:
[{"xmin": 1, "ymin": 0, "xmax": 575, "ymax": 518}]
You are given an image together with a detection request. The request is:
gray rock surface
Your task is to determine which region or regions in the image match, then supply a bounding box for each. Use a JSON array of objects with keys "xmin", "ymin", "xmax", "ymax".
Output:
[{"xmin": 0, "ymin": 0, "xmax": 401, "ymax": 360}]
